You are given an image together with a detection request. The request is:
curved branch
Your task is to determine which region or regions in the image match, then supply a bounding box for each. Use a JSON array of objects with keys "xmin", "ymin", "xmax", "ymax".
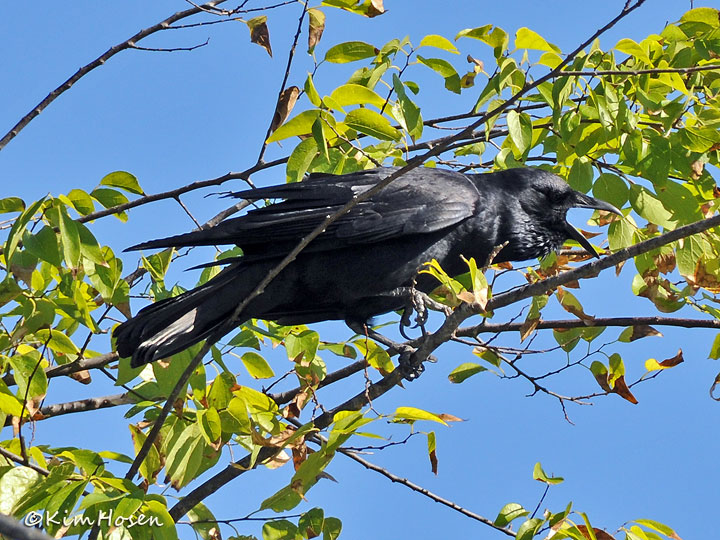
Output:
[{"xmin": 0, "ymin": 0, "xmax": 229, "ymax": 151}]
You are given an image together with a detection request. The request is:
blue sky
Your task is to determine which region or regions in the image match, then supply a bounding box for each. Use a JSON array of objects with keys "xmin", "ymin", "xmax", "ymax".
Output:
[{"xmin": 2, "ymin": 1, "xmax": 718, "ymax": 539}]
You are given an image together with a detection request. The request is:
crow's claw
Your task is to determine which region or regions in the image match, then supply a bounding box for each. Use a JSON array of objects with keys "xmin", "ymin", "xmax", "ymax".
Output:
[{"xmin": 398, "ymin": 349, "xmax": 424, "ymax": 381}]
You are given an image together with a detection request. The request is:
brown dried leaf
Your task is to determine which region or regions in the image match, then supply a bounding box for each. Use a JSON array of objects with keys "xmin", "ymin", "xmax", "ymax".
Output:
[
  {"xmin": 628, "ymin": 325, "xmax": 662, "ymax": 342},
  {"xmin": 688, "ymin": 259, "xmax": 720, "ymax": 293},
  {"xmin": 519, "ymin": 317, "xmax": 540, "ymax": 342},
  {"xmin": 613, "ymin": 375, "xmax": 638, "ymax": 404},
  {"xmin": 615, "ymin": 259, "xmax": 626, "ymax": 276},
  {"xmin": 70, "ymin": 369, "xmax": 92, "ymax": 385},
  {"xmin": 577, "ymin": 525, "xmax": 616, "ymax": 540},
  {"xmin": 292, "ymin": 443, "xmax": 308, "ymax": 470},
  {"xmin": 690, "ymin": 160, "xmax": 704, "ymax": 180},
  {"xmin": 115, "ymin": 301, "xmax": 132, "ymax": 319},
  {"xmin": 655, "ymin": 251, "xmax": 676, "ymax": 274},
  {"xmin": 659, "ymin": 349, "xmax": 684, "ymax": 368},
  {"xmin": 367, "ymin": 0, "xmax": 385, "ymax": 17},
  {"xmin": 556, "ymin": 288, "xmax": 594, "ymax": 322},
  {"xmin": 429, "ymin": 447, "xmax": 438, "ymax": 475},
  {"xmin": 270, "ymin": 86, "xmax": 300, "ymax": 134},
  {"xmin": 247, "ymin": 15, "xmax": 272, "ymax": 57},
  {"xmin": 436, "ymin": 413, "xmax": 464, "ymax": 423},
  {"xmin": 307, "ymin": 8, "xmax": 325, "ymax": 53},
  {"xmin": 265, "ymin": 449, "xmax": 291, "ymax": 469},
  {"xmin": 10, "ymin": 261, "xmax": 35, "ymax": 287}
]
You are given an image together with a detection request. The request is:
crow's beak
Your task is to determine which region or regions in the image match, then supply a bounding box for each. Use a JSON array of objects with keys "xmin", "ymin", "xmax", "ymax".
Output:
[{"xmin": 566, "ymin": 193, "xmax": 623, "ymax": 258}]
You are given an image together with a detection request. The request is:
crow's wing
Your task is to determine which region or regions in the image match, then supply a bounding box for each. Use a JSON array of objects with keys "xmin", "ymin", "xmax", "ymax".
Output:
[{"xmin": 127, "ymin": 167, "xmax": 481, "ymax": 252}]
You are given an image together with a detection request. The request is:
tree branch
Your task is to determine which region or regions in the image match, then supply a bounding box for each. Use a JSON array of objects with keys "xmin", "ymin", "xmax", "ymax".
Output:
[
  {"xmin": 457, "ymin": 316, "xmax": 720, "ymax": 337},
  {"xmin": 0, "ymin": 515, "xmax": 55, "ymax": 540},
  {"xmin": 339, "ymin": 448, "xmax": 515, "ymax": 537},
  {"xmin": 0, "ymin": 0, "xmax": 230, "ymax": 151}
]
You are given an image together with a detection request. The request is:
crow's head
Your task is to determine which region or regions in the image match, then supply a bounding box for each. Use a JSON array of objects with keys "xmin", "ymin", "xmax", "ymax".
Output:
[{"xmin": 489, "ymin": 168, "xmax": 622, "ymax": 259}]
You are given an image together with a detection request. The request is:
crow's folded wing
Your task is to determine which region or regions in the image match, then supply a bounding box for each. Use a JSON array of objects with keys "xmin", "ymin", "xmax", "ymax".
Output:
[{"xmin": 127, "ymin": 167, "xmax": 481, "ymax": 252}]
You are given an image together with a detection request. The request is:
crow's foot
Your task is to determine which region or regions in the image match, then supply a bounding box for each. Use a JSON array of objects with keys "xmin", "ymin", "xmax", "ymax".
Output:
[{"xmin": 398, "ymin": 349, "xmax": 424, "ymax": 381}]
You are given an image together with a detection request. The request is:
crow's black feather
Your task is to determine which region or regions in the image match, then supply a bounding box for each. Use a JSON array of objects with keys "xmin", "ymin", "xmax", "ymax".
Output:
[{"xmin": 114, "ymin": 167, "xmax": 620, "ymax": 367}]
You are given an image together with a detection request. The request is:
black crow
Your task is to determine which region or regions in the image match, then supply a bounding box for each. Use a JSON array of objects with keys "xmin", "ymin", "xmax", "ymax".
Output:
[{"xmin": 113, "ymin": 167, "xmax": 620, "ymax": 367}]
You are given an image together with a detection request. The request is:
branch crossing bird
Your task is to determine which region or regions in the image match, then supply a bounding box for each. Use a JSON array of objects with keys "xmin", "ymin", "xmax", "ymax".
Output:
[{"xmin": 113, "ymin": 167, "xmax": 621, "ymax": 368}]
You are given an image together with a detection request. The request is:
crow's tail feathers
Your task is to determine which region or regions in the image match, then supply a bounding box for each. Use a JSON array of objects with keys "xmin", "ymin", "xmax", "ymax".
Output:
[{"xmin": 113, "ymin": 266, "xmax": 245, "ymax": 368}]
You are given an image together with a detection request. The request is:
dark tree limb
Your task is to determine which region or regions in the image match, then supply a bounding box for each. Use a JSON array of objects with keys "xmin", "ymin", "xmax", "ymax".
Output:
[{"xmin": 457, "ymin": 316, "xmax": 720, "ymax": 337}]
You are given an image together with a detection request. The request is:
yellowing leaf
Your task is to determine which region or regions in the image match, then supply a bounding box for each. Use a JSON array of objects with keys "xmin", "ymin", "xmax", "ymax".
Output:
[
  {"xmin": 343, "ymin": 108, "xmax": 400, "ymax": 140},
  {"xmin": 329, "ymin": 84, "xmax": 385, "ymax": 108},
  {"xmin": 419, "ymin": 34, "xmax": 459, "ymax": 53},
  {"xmin": 393, "ymin": 406, "xmax": 448, "ymax": 425},
  {"xmin": 247, "ymin": 15, "xmax": 272, "ymax": 57},
  {"xmin": 325, "ymin": 41, "xmax": 378, "ymax": 63},
  {"xmin": 307, "ymin": 8, "xmax": 325, "ymax": 53},
  {"xmin": 515, "ymin": 27, "xmax": 559, "ymax": 53}
]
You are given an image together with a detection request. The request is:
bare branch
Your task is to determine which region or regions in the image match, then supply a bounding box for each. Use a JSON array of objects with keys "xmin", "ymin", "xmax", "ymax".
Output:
[
  {"xmin": 256, "ymin": 1, "xmax": 308, "ymax": 164},
  {"xmin": 457, "ymin": 316, "xmax": 720, "ymax": 337},
  {"xmin": 339, "ymin": 448, "xmax": 515, "ymax": 537},
  {"xmin": 128, "ymin": 37, "xmax": 210, "ymax": 53},
  {"xmin": 0, "ymin": 0, "xmax": 230, "ymax": 151}
]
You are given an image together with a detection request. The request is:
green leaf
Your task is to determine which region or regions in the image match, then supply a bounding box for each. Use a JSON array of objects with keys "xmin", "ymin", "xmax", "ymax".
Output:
[
  {"xmin": 91, "ymin": 188, "xmax": 129, "ymax": 221},
  {"xmin": 197, "ymin": 407, "xmax": 222, "ymax": 444},
  {"xmin": 629, "ymin": 185, "xmax": 674, "ymax": 228},
  {"xmin": 417, "ymin": 55, "xmax": 461, "ymax": 94},
  {"xmin": 515, "ymin": 27, "xmax": 559, "ymax": 52},
  {"xmin": 329, "ymin": 83, "xmax": 385, "ymax": 108},
  {"xmin": 164, "ymin": 423, "xmax": 206, "ymax": 489},
  {"xmin": 142, "ymin": 499, "xmax": 177, "ymax": 540},
  {"xmin": 568, "ymin": 158, "xmax": 593, "ymax": 193},
  {"xmin": 456, "ymin": 25, "xmax": 509, "ymax": 58},
  {"xmin": 709, "ymin": 333, "xmax": 720, "ymax": 360},
  {"xmin": 448, "ymin": 362, "xmax": 486, "ymax": 383},
  {"xmin": 241, "ymin": 351, "xmax": 275, "ymax": 379},
  {"xmin": 0, "ymin": 197, "xmax": 25, "ymax": 214},
  {"xmin": 324, "ymin": 41, "xmax": 377, "ymax": 63},
  {"xmin": 516, "ymin": 518, "xmax": 544, "ymax": 540},
  {"xmin": 263, "ymin": 519, "xmax": 298, "ymax": 540},
  {"xmin": 323, "ymin": 517, "xmax": 342, "ymax": 540},
  {"xmin": 614, "ymin": 38, "xmax": 651, "ymax": 63},
  {"xmin": 65, "ymin": 189, "xmax": 95, "ymax": 215},
  {"xmin": 57, "ymin": 205, "xmax": 81, "ymax": 269},
  {"xmin": 129, "ymin": 424, "xmax": 162, "ymax": 482},
  {"xmin": 4, "ymin": 197, "xmax": 46, "ymax": 265},
  {"xmin": 353, "ymin": 338, "xmax": 393, "ymax": 373},
  {"xmin": 419, "ymin": 34, "xmax": 459, "ymax": 53},
  {"xmin": 391, "ymin": 74, "xmax": 423, "ymax": 140},
  {"xmin": 298, "ymin": 508, "xmax": 325, "ymax": 539},
  {"xmin": 343, "ymin": 108, "xmax": 401, "ymax": 140},
  {"xmin": 34, "ymin": 328, "xmax": 80, "ymax": 355},
  {"xmin": 393, "ymin": 406, "xmax": 448, "ymax": 425},
  {"xmin": 187, "ymin": 502, "xmax": 220, "ymax": 540},
  {"xmin": 493, "ymin": 503, "xmax": 528, "ymax": 527},
  {"xmin": 100, "ymin": 171, "xmax": 144, "ymax": 195},
  {"xmin": 533, "ymin": 462, "xmax": 564, "ymax": 484},
  {"xmin": 286, "ymin": 329, "xmax": 319, "ymax": 362},
  {"xmin": 593, "ymin": 173, "xmax": 628, "ymax": 209},
  {"xmin": 0, "ymin": 466, "xmax": 42, "ymax": 514},
  {"xmin": 633, "ymin": 519, "xmax": 677, "ymax": 537},
  {"xmin": 506, "ymin": 110, "xmax": 532, "ymax": 155},
  {"xmin": 267, "ymin": 110, "xmax": 320, "ymax": 143},
  {"xmin": 286, "ymin": 138, "xmax": 318, "ymax": 183},
  {"xmin": 304, "ymin": 73, "xmax": 322, "ymax": 107}
]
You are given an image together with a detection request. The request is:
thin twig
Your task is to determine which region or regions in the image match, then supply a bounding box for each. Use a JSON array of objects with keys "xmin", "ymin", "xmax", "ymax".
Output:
[{"xmin": 0, "ymin": 0, "xmax": 229, "ymax": 151}]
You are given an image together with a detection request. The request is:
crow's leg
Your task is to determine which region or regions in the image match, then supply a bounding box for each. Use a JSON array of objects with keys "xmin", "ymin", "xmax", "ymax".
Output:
[{"xmin": 385, "ymin": 286, "xmax": 450, "ymax": 339}]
